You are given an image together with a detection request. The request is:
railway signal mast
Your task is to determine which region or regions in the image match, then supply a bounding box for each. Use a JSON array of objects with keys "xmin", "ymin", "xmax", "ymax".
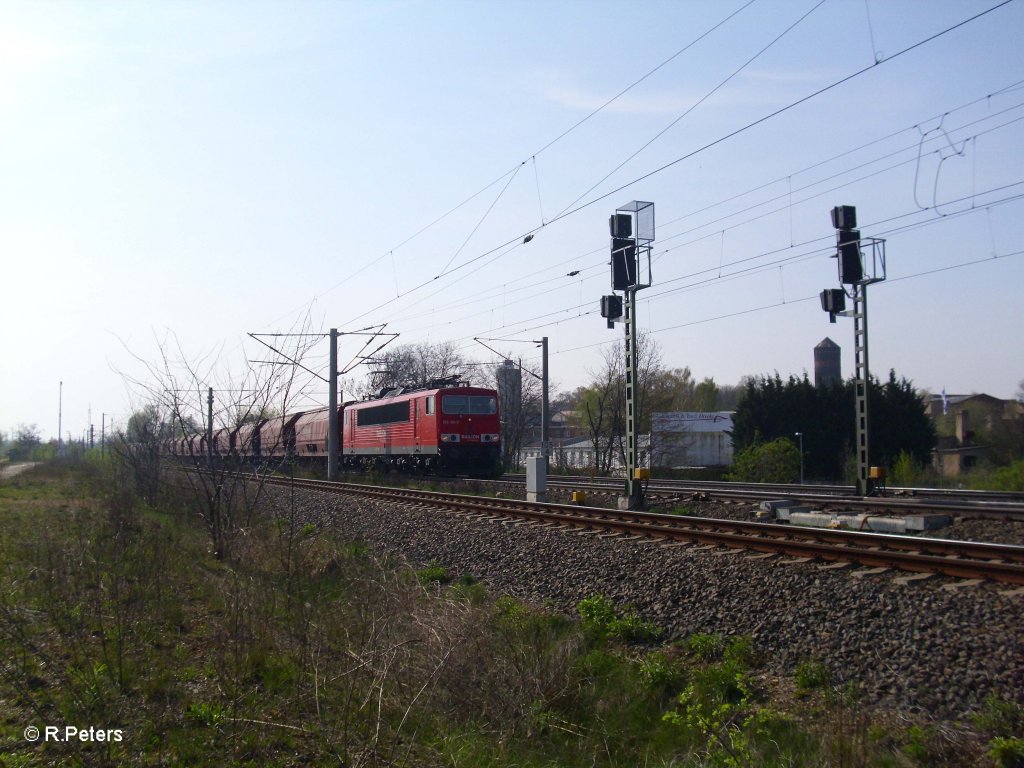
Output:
[
  {"xmin": 601, "ymin": 201, "xmax": 655, "ymax": 509},
  {"xmin": 820, "ymin": 205, "xmax": 886, "ymax": 496}
]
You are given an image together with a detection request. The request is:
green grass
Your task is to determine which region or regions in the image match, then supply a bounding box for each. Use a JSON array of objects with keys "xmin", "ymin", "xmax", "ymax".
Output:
[
  {"xmin": 577, "ymin": 594, "xmax": 662, "ymax": 643},
  {"xmin": 0, "ymin": 460, "xmax": 1003, "ymax": 767},
  {"xmin": 685, "ymin": 631, "xmax": 726, "ymax": 660},
  {"xmin": 794, "ymin": 659, "xmax": 832, "ymax": 696},
  {"xmin": 416, "ymin": 561, "xmax": 452, "ymax": 584},
  {"xmin": 663, "ymin": 503, "xmax": 695, "ymax": 516}
]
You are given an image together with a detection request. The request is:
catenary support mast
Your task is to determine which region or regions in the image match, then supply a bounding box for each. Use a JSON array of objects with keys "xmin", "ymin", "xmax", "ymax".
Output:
[{"xmin": 328, "ymin": 328, "xmax": 339, "ymax": 481}]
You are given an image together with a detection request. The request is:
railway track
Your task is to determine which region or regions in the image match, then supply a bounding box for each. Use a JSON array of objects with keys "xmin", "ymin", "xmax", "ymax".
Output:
[
  {"xmin": 267, "ymin": 475, "xmax": 1024, "ymax": 587},
  {"xmin": 496, "ymin": 474, "xmax": 1024, "ymax": 520},
  {"xmin": 501, "ymin": 473, "xmax": 1024, "ymax": 501}
]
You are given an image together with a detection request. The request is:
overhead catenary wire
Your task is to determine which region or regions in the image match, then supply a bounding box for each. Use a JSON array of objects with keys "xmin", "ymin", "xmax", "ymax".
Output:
[
  {"xmin": 250, "ymin": 4, "xmax": 1020, "ymax": 404},
  {"xmin": 432, "ymin": 185, "xmax": 1024, "ymax": 351},
  {"xmin": 270, "ymin": 0, "xmax": 762, "ymax": 333},
  {"xmin": 539, "ymin": 0, "xmax": 1017, "ymax": 234},
  {"xmin": 560, "ymin": 246, "xmax": 1024, "ymax": 357},
  {"xmin": 863, "ymin": 0, "xmax": 882, "ymax": 64},
  {"xmin": 285, "ymin": 219, "xmax": 1024, "ymax": 404},
  {"xmin": 487, "ymin": 245, "xmax": 1024, "ymax": 370},
  {"xmin": 437, "ymin": 162, "xmax": 526, "ymax": 277},
  {"xmin": 385, "ymin": 107, "xmax": 1024, "ymax": 334},
  {"xmin": 527, "ymin": 0, "xmax": 759, "ymax": 161},
  {"xmin": 381, "ymin": 87, "xmax": 1024, "ymax": 333},
  {"xmin": 649, "ymin": 81, "xmax": 1024, "ymax": 231},
  {"xmin": 389, "ymin": 86, "xmax": 1024, "ymax": 331},
  {"xmin": 553, "ymin": 0, "xmax": 829, "ymax": 219},
  {"xmin": 655, "ymin": 107, "xmax": 1024, "ymax": 249},
  {"xmin": 279, "ymin": 196, "xmax": 1024, "ymax": 408},
  {"xmin": 337, "ymin": 0, "xmax": 1016, "ymax": 335}
]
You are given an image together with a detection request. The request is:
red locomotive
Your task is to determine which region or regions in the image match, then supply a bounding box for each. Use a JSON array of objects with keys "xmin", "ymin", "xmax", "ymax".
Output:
[
  {"xmin": 343, "ymin": 383, "xmax": 500, "ymax": 476},
  {"xmin": 170, "ymin": 379, "xmax": 502, "ymax": 478}
]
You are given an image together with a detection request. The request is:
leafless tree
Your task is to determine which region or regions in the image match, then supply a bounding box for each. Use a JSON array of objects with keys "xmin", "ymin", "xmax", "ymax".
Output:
[
  {"xmin": 580, "ymin": 346, "xmax": 623, "ymax": 474},
  {"xmin": 108, "ymin": 404, "xmax": 170, "ymax": 504},
  {"xmin": 366, "ymin": 341, "xmax": 473, "ymax": 395},
  {"xmin": 11, "ymin": 424, "xmax": 40, "ymax": 457},
  {"xmin": 117, "ymin": 323, "xmax": 317, "ymax": 560},
  {"xmin": 579, "ymin": 333, "xmax": 663, "ymax": 474},
  {"xmin": 481, "ymin": 356, "xmax": 542, "ymax": 472}
]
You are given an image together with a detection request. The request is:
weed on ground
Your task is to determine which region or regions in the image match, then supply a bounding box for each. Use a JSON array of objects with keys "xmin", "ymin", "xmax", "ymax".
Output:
[{"xmin": 0, "ymin": 460, "xmax": 1009, "ymax": 766}]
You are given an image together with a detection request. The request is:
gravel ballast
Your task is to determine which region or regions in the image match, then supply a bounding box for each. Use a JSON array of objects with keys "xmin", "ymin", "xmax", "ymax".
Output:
[{"xmin": 269, "ymin": 485, "xmax": 1024, "ymax": 722}]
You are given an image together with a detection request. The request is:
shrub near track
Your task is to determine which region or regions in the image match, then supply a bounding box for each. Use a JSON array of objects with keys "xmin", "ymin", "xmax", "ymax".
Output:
[{"xmin": 1, "ymin": 460, "xmax": 1019, "ymax": 766}]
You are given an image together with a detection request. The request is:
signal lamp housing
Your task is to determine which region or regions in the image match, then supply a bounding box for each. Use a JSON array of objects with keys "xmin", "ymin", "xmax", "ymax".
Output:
[
  {"xmin": 601, "ymin": 294, "xmax": 623, "ymax": 329},
  {"xmin": 609, "ymin": 213, "xmax": 632, "ymax": 238},
  {"xmin": 820, "ymin": 288, "xmax": 846, "ymax": 323},
  {"xmin": 838, "ymin": 230, "xmax": 863, "ymax": 284},
  {"xmin": 831, "ymin": 205, "xmax": 857, "ymax": 230},
  {"xmin": 611, "ymin": 238, "xmax": 637, "ymax": 290}
]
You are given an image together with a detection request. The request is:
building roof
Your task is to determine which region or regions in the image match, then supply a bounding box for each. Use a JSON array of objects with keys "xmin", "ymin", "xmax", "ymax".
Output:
[
  {"xmin": 926, "ymin": 393, "xmax": 1005, "ymax": 407},
  {"xmin": 815, "ymin": 337, "xmax": 839, "ymax": 349}
]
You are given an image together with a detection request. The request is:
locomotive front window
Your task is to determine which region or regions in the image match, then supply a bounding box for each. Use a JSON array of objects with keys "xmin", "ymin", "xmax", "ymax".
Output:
[
  {"xmin": 442, "ymin": 395, "xmax": 497, "ymax": 415},
  {"xmin": 469, "ymin": 396, "xmax": 497, "ymax": 414}
]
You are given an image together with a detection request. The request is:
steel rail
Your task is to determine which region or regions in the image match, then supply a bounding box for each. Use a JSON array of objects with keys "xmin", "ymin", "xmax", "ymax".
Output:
[
  {"xmin": 269, "ymin": 476, "xmax": 1024, "ymax": 585},
  {"xmin": 493, "ymin": 475, "xmax": 1024, "ymax": 519},
  {"xmin": 501, "ymin": 473, "xmax": 1024, "ymax": 504}
]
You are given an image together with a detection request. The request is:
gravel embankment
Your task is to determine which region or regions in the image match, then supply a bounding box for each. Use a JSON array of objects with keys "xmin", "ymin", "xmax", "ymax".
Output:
[
  {"xmin": 268, "ymin": 485, "xmax": 1024, "ymax": 721},
  {"xmin": 590, "ymin": 489, "xmax": 1024, "ymax": 546}
]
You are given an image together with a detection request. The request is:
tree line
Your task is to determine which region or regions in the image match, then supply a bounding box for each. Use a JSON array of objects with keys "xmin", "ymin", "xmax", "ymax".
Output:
[
  {"xmin": 343, "ymin": 336, "xmax": 942, "ymax": 483},
  {"xmin": 729, "ymin": 371, "xmax": 936, "ymax": 482}
]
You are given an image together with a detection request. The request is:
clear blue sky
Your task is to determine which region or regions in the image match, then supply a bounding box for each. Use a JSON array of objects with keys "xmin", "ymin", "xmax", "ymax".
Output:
[{"xmin": 2, "ymin": 0, "xmax": 1022, "ymax": 441}]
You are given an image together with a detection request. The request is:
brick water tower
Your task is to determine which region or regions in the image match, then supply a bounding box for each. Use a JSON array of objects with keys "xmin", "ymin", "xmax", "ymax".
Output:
[{"xmin": 814, "ymin": 337, "xmax": 841, "ymax": 387}]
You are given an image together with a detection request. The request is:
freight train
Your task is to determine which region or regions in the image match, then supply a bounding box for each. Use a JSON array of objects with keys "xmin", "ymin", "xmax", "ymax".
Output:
[{"xmin": 167, "ymin": 379, "xmax": 502, "ymax": 478}]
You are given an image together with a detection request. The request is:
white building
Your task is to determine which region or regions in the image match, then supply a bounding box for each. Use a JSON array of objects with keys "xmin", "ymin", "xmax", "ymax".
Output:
[
  {"xmin": 520, "ymin": 434, "xmax": 650, "ymax": 472},
  {"xmin": 650, "ymin": 412, "xmax": 734, "ymax": 468}
]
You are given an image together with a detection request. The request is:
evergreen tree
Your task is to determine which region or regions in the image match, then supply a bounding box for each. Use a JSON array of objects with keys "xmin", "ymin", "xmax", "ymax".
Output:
[{"xmin": 731, "ymin": 370, "xmax": 935, "ymax": 481}]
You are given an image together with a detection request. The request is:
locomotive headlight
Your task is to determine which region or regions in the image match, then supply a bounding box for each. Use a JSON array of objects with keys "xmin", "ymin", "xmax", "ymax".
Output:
[
  {"xmin": 441, "ymin": 433, "xmax": 461, "ymax": 443},
  {"xmin": 481, "ymin": 433, "xmax": 499, "ymax": 443}
]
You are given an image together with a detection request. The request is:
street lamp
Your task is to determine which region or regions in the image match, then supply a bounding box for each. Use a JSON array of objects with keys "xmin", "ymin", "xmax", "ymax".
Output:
[{"xmin": 794, "ymin": 432, "xmax": 804, "ymax": 484}]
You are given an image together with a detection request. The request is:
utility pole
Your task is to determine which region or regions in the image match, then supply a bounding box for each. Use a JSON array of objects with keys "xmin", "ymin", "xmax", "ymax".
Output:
[
  {"xmin": 472, "ymin": 336, "xmax": 547, "ymax": 476},
  {"xmin": 540, "ymin": 336, "xmax": 549, "ymax": 471},
  {"xmin": 328, "ymin": 328, "xmax": 339, "ymax": 480},
  {"xmin": 58, "ymin": 381, "xmax": 63, "ymax": 457},
  {"xmin": 207, "ymin": 387, "xmax": 214, "ymax": 469},
  {"xmin": 794, "ymin": 431, "xmax": 804, "ymax": 484},
  {"xmin": 101, "ymin": 413, "xmax": 106, "ymax": 458}
]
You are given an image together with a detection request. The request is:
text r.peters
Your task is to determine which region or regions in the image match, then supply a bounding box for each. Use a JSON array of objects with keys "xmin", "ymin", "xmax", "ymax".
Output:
[{"xmin": 44, "ymin": 726, "xmax": 124, "ymax": 742}]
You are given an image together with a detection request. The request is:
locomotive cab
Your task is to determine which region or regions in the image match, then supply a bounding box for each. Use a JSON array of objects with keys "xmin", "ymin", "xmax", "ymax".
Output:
[
  {"xmin": 435, "ymin": 390, "xmax": 501, "ymax": 476},
  {"xmin": 344, "ymin": 384, "xmax": 501, "ymax": 477}
]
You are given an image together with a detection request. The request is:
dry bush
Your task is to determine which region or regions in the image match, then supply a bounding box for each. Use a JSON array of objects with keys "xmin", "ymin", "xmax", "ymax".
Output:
[{"xmin": 427, "ymin": 597, "xmax": 584, "ymax": 736}]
